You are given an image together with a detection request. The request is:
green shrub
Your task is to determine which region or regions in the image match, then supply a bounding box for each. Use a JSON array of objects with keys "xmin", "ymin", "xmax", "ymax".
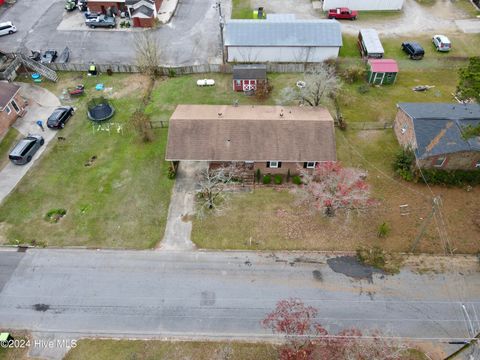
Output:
[
  {"xmin": 393, "ymin": 148, "xmax": 415, "ymax": 181},
  {"xmin": 415, "ymin": 168, "xmax": 480, "ymax": 186},
  {"xmin": 377, "ymin": 222, "xmax": 390, "ymax": 238},
  {"xmin": 357, "ymin": 84, "xmax": 370, "ymax": 94},
  {"xmin": 168, "ymin": 69, "xmax": 176, "ymax": 78},
  {"xmin": 167, "ymin": 165, "xmax": 176, "ymax": 179},
  {"xmin": 256, "ymin": 168, "xmax": 261, "ymax": 183},
  {"xmin": 274, "ymin": 174, "xmax": 283, "ymax": 185},
  {"xmin": 262, "ymin": 174, "xmax": 272, "ymax": 185},
  {"xmin": 45, "ymin": 208, "xmax": 67, "ymax": 223},
  {"xmin": 292, "ymin": 175, "xmax": 302, "ymax": 185},
  {"xmin": 356, "ymin": 246, "xmax": 402, "ymax": 275}
]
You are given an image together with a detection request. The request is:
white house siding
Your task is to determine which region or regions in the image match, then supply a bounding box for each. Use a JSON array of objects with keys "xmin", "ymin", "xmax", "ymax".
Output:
[
  {"xmin": 226, "ymin": 46, "xmax": 340, "ymax": 63},
  {"xmin": 323, "ymin": 0, "xmax": 403, "ymax": 11}
]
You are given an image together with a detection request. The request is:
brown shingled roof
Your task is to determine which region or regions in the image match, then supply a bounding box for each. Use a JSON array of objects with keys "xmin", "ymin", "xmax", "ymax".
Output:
[
  {"xmin": 0, "ymin": 82, "xmax": 20, "ymax": 110},
  {"xmin": 166, "ymin": 105, "xmax": 336, "ymax": 162}
]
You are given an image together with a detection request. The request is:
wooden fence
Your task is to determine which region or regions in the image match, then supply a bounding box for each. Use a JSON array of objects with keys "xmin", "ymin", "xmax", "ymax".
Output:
[{"xmin": 47, "ymin": 62, "xmax": 334, "ymax": 74}]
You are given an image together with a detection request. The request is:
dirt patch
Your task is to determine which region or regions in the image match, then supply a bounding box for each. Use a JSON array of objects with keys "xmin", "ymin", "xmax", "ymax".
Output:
[
  {"xmin": 111, "ymin": 74, "xmax": 151, "ymax": 99},
  {"xmin": 405, "ymin": 254, "xmax": 479, "ymax": 274},
  {"xmin": 327, "ymin": 256, "xmax": 385, "ymax": 283},
  {"xmin": 341, "ymin": 0, "xmax": 470, "ymax": 35}
]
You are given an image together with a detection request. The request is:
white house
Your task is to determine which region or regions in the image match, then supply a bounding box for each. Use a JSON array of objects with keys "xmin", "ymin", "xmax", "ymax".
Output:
[
  {"xmin": 322, "ymin": 0, "xmax": 404, "ymax": 11},
  {"xmin": 224, "ymin": 17, "xmax": 342, "ymax": 63}
]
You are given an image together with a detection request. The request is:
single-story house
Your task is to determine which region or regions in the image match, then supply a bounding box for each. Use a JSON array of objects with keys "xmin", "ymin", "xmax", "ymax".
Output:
[
  {"xmin": 323, "ymin": 0, "xmax": 403, "ymax": 11},
  {"xmin": 394, "ymin": 103, "xmax": 480, "ymax": 170},
  {"xmin": 166, "ymin": 105, "xmax": 336, "ymax": 175},
  {"xmin": 367, "ymin": 59, "xmax": 398, "ymax": 85},
  {"xmin": 232, "ymin": 64, "xmax": 267, "ymax": 92},
  {"xmin": 87, "ymin": 0, "xmax": 161, "ymax": 27},
  {"xmin": 224, "ymin": 16, "xmax": 342, "ymax": 63},
  {"xmin": 0, "ymin": 82, "xmax": 26, "ymax": 135},
  {"xmin": 358, "ymin": 29, "xmax": 384, "ymax": 59}
]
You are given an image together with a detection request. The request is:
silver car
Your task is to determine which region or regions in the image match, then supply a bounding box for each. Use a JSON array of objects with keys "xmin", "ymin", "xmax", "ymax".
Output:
[{"xmin": 8, "ymin": 134, "xmax": 44, "ymax": 165}]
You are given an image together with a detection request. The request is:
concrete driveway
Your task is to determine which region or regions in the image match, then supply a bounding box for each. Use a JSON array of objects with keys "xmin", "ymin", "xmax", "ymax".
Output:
[
  {"xmin": 0, "ymin": 83, "xmax": 60, "ymax": 204},
  {"xmin": 0, "ymin": 249, "xmax": 479, "ymax": 359},
  {"xmin": 159, "ymin": 161, "xmax": 207, "ymax": 251},
  {"xmin": 0, "ymin": 0, "xmax": 225, "ymax": 66}
]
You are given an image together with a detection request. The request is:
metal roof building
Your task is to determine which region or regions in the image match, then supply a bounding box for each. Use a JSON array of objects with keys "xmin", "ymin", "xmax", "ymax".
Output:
[{"xmin": 224, "ymin": 18, "xmax": 342, "ymax": 63}]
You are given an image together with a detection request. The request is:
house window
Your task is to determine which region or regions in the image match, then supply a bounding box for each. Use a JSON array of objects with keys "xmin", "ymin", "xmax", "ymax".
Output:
[
  {"xmin": 401, "ymin": 124, "xmax": 408, "ymax": 134},
  {"xmin": 433, "ymin": 156, "xmax": 446, "ymax": 168},
  {"xmin": 10, "ymin": 100, "xmax": 20, "ymax": 113},
  {"xmin": 4, "ymin": 105, "xmax": 11, "ymax": 115},
  {"xmin": 305, "ymin": 162, "xmax": 316, "ymax": 169},
  {"xmin": 267, "ymin": 161, "xmax": 281, "ymax": 168}
]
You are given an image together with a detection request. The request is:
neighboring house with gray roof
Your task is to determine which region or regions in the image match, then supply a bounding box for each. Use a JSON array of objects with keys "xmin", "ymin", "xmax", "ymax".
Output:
[
  {"xmin": 394, "ymin": 103, "xmax": 480, "ymax": 170},
  {"xmin": 224, "ymin": 17, "xmax": 342, "ymax": 63}
]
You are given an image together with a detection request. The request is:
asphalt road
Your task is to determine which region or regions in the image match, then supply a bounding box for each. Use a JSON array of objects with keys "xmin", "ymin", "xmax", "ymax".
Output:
[
  {"xmin": 0, "ymin": 249, "xmax": 479, "ymax": 343},
  {"xmin": 0, "ymin": 0, "xmax": 223, "ymax": 65}
]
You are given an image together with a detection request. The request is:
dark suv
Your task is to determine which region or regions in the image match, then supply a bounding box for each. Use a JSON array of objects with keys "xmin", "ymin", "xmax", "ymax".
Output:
[
  {"xmin": 47, "ymin": 106, "xmax": 74, "ymax": 129},
  {"xmin": 401, "ymin": 42, "xmax": 425, "ymax": 60},
  {"xmin": 9, "ymin": 135, "xmax": 44, "ymax": 165}
]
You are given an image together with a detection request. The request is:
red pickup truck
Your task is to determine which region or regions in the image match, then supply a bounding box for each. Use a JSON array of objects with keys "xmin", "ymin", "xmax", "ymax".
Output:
[{"xmin": 328, "ymin": 8, "xmax": 358, "ymax": 20}]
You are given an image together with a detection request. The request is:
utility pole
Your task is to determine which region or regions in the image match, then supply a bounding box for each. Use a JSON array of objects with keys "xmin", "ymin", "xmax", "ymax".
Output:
[
  {"xmin": 411, "ymin": 195, "xmax": 452, "ymax": 254},
  {"xmin": 214, "ymin": 1, "xmax": 225, "ymax": 63}
]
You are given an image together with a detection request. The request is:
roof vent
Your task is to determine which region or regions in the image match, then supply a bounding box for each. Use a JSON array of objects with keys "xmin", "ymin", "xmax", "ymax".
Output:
[
  {"xmin": 218, "ymin": 112, "xmax": 222, "ymax": 117},
  {"xmin": 280, "ymin": 109, "xmax": 284, "ymax": 117}
]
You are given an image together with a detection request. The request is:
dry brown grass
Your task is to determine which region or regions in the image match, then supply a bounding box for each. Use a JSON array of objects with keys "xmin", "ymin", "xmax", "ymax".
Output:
[{"xmin": 192, "ymin": 129, "xmax": 480, "ymax": 254}]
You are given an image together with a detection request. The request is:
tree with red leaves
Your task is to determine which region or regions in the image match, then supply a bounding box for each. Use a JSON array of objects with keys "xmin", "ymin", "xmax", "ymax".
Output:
[
  {"xmin": 262, "ymin": 298, "xmax": 410, "ymax": 360},
  {"xmin": 298, "ymin": 162, "xmax": 375, "ymax": 216}
]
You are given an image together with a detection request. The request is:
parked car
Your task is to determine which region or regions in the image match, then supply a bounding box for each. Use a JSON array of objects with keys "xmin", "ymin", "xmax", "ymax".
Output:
[
  {"xmin": 47, "ymin": 106, "xmax": 74, "ymax": 129},
  {"xmin": 401, "ymin": 42, "xmax": 424, "ymax": 60},
  {"xmin": 0, "ymin": 21, "xmax": 17, "ymax": 36},
  {"xmin": 8, "ymin": 135, "xmax": 44, "ymax": 165},
  {"xmin": 40, "ymin": 50, "xmax": 58, "ymax": 64},
  {"xmin": 85, "ymin": 15, "xmax": 116, "ymax": 29},
  {"xmin": 432, "ymin": 34, "xmax": 451, "ymax": 52},
  {"xmin": 328, "ymin": 8, "xmax": 357, "ymax": 20}
]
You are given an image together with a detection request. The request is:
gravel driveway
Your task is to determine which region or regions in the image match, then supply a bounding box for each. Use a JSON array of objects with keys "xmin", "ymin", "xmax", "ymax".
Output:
[{"xmin": 252, "ymin": 0, "xmax": 473, "ymax": 35}]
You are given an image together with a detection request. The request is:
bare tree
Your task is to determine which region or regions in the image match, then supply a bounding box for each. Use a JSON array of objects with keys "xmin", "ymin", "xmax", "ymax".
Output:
[
  {"xmin": 197, "ymin": 164, "xmax": 238, "ymax": 215},
  {"xmin": 279, "ymin": 64, "xmax": 341, "ymax": 107},
  {"xmin": 134, "ymin": 32, "xmax": 161, "ymax": 79}
]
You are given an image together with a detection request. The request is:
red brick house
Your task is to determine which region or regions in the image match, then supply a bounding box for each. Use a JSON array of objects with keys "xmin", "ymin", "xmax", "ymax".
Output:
[
  {"xmin": 232, "ymin": 64, "xmax": 267, "ymax": 92},
  {"xmin": 394, "ymin": 103, "xmax": 480, "ymax": 170},
  {"xmin": 166, "ymin": 105, "xmax": 336, "ymax": 175},
  {"xmin": 0, "ymin": 82, "xmax": 26, "ymax": 135},
  {"xmin": 87, "ymin": 0, "xmax": 162, "ymax": 27}
]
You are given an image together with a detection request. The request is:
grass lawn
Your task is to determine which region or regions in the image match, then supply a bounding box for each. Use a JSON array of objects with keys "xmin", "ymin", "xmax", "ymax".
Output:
[
  {"xmin": 0, "ymin": 127, "xmax": 21, "ymax": 171},
  {"xmin": 192, "ymin": 128, "xmax": 480, "ymax": 254},
  {"xmin": 64, "ymin": 339, "xmax": 278, "ymax": 360},
  {"xmin": 454, "ymin": 0, "xmax": 480, "ymax": 16},
  {"xmin": 337, "ymin": 33, "xmax": 480, "ymax": 123},
  {"xmin": 64, "ymin": 339, "xmax": 428, "ymax": 360},
  {"xmin": 0, "ymin": 332, "xmax": 29, "ymax": 360},
  {"xmin": 231, "ymin": 0, "xmax": 253, "ymax": 19},
  {"xmin": 0, "ymin": 73, "xmax": 174, "ymax": 248}
]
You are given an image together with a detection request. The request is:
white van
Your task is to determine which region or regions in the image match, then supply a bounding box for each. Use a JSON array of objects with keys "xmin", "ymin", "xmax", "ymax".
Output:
[{"xmin": 0, "ymin": 22, "xmax": 17, "ymax": 36}]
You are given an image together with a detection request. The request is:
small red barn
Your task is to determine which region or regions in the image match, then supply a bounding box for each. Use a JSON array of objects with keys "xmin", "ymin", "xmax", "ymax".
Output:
[{"xmin": 232, "ymin": 64, "xmax": 267, "ymax": 92}]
